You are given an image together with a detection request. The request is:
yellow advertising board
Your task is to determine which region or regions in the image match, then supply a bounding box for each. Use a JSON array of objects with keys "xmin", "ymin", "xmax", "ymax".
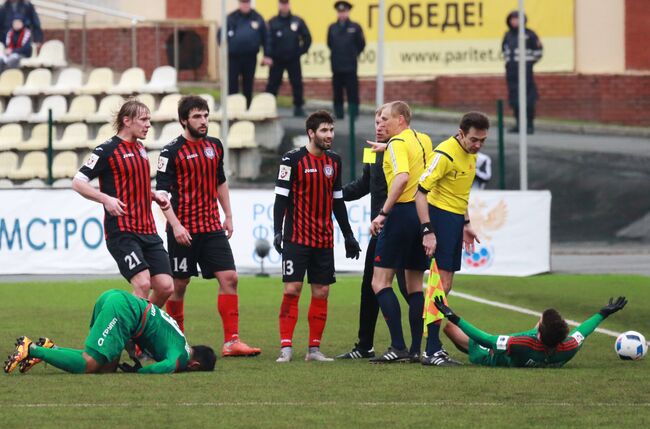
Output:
[{"xmin": 255, "ymin": 0, "xmax": 574, "ymax": 77}]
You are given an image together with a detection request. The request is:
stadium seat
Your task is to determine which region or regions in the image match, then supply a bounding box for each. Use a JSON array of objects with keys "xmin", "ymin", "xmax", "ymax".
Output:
[
  {"xmin": 141, "ymin": 66, "xmax": 178, "ymax": 94},
  {"xmin": 137, "ymin": 93, "xmax": 157, "ymax": 112},
  {"xmin": 208, "ymin": 122, "xmax": 221, "ymax": 138},
  {"xmin": 152, "ymin": 122, "xmax": 183, "ymax": 149},
  {"xmin": 21, "ymin": 40, "xmax": 67, "ymax": 68},
  {"xmin": 17, "ymin": 43, "xmax": 38, "ymax": 67},
  {"xmin": 0, "ymin": 151, "xmax": 19, "ymax": 177},
  {"xmin": 0, "ymin": 124, "xmax": 23, "ymax": 150},
  {"xmin": 52, "ymin": 151, "xmax": 78, "ymax": 178},
  {"xmin": 52, "ymin": 177, "xmax": 72, "ymax": 188},
  {"xmin": 54, "ymin": 123, "xmax": 88, "ymax": 150},
  {"xmin": 13, "ymin": 68, "xmax": 53, "ymax": 95},
  {"xmin": 43, "ymin": 67, "xmax": 83, "ymax": 95},
  {"xmin": 226, "ymin": 121, "xmax": 257, "ymax": 148},
  {"xmin": 20, "ymin": 178, "xmax": 47, "ymax": 188},
  {"xmin": 0, "ymin": 178, "xmax": 14, "ymax": 188},
  {"xmin": 9, "ymin": 151, "xmax": 48, "ymax": 179},
  {"xmin": 77, "ymin": 67, "xmax": 114, "ymax": 95},
  {"xmin": 212, "ymin": 94, "xmax": 247, "ymax": 120},
  {"xmin": 201, "ymin": 93, "xmax": 216, "ymax": 113},
  {"xmin": 239, "ymin": 93, "xmax": 278, "ymax": 121},
  {"xmin": 151, "ymin": 93, "xmax": 182, "ymax": 121},
  {"xmin": 88, "ymin": 123, "xmax": 114, "ymax": 149},
  {"xmin": 28, "ymin": 95, "xmax": 68, "ymax": 123},
  {"xmin": 59, "ymin": 95, "xmax": 97, "ymax": 123},
  {"xmin": 87, "ymin": 95, "xmax": 124, "ymax": 123},
  {"xmin": 0, "ymin": 96, "xmax": 32, "ymax": 123},
  {"xmin": 148, "ymin": 150, "xmax": 160, "ymax": 177},
  {"xmin": 107, "ymin": 67, "xmax": 146, "ymax": 95},
  {"xmin": 0, "ymin": 69, "xmax": 23, "ymax": 96},
  {"xmin": 20, "ymin": 123, "xmax": 52, "ymax": 151}
]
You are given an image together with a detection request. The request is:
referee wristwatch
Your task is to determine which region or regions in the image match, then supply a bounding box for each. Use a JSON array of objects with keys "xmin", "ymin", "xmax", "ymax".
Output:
[{"xmin": 379, "ymin": 209, "xmax": 390, "ymax": 217}]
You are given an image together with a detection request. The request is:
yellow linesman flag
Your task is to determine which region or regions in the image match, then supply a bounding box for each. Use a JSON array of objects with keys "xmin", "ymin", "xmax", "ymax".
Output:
[{"xmin": 423, "ymin": 258, "xmax": 448, "ymax": 337}]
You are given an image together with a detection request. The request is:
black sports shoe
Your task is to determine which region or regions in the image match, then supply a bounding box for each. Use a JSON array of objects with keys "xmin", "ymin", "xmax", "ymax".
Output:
[
  {"xmin": 369, "ymin": 346, "xmax": 410, "ymax": 364},
  {"xmin": 408, "ymin": 352, "xmax": 421, "ymax": 363},
  {"xmin": 336, "ymin": 345, "xmax": 375, "ymax": 359},
  {"xmin": 421, "ymin": 349, "xmax": 463, "ymax": 366}
]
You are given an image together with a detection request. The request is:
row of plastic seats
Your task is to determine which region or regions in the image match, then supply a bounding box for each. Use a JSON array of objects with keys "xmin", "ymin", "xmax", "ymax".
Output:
[
  {"xmin": 19, "ymin": 40, "xmax": 67, "ymax": 68},
  {"xmin": 0, "ymin": 65, "xmax": 178, "ymax": 97}
]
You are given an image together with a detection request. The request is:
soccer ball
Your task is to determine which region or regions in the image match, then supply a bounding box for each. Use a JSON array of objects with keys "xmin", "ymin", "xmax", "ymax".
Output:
[{"xmin": 615, "ymin": 331, "xmax": 648, "ymax": 360}]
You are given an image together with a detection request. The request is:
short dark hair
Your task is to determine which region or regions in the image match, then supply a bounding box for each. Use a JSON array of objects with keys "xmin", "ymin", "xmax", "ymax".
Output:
[
  {"xmin": 191, "ymin": 345, "xmax": 217, "ymax": 371},
  {"xmin": 305, "ymin": 110, "xmax": 334, "ymax": 134},
  {"xmin": 459, "ymin": 111, "xmax": 490, "ymax": 133},
  {"xmin": 384, "ymin": 101, "xmax": 412, "ymax": 125},
  {"xmin": 178, "ymin": 95, "xmax": 209, "ymax": 128},
  {"xmin": 113, "ymin": 98, "xmax": 149, "ymax": 133},
  {"xmin": 538, "ymin": 309, "xmax": 569, "ymax": 348}
]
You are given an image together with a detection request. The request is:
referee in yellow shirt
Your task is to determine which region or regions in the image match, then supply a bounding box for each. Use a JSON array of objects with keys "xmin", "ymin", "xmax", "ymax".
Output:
[
  {"xmin": 415, "ymin": 111, "xmax": 489, "ymax": 366},
  {"xmin": 368, "ymin": 101, "xmax": 433, "ymax": 364}
]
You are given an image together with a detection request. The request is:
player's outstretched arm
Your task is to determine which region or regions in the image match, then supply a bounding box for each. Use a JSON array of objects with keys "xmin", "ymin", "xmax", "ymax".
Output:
[
  {"xmin": 571, "ymin": 297, "xmax": 628, "ymax": 338},
  {"xmin": 434, "ymin": 297, "xmax": 502, "ymax": 350}
]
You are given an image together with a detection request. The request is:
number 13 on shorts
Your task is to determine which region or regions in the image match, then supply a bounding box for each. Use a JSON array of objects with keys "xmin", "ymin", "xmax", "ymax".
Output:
[{"xmin": 282, "ymin": 260, "xmax": 294, "ymax": 276}]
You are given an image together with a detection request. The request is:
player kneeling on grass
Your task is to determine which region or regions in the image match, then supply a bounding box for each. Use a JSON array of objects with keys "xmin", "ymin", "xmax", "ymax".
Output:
[
  {"xmin": 4, "ymin": 290, "xmax": 216, "ymax": 375},
  {"xmin": 434, "ymin": 296, "xmax": 627, "ymax": 368}
]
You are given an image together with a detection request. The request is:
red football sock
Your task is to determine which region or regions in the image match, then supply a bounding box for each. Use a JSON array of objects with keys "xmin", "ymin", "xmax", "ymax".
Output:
[
  {"xmin": 218, "ymin": 294, "xmax": 239, "ymax": 343},
  {"xmin": 165, "ymin": 299, "xmax": 185, "ymax": 333},
  {"xmin": 308, "ymin": 296, "xmax": 328, "ymax": 348},
  {"xmin": 279, "ymin": 293, "xmax": 300, "ymax": 348}
]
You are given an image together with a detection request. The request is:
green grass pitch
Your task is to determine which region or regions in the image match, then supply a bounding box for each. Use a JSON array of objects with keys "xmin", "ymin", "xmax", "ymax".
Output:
[{"xmin": 1, "ymin": 274, "xmax": 649, "ymax": 428}]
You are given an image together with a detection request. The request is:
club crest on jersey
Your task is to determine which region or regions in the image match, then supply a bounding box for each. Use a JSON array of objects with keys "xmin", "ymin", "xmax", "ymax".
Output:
[
  {"xmin": 157, "ymin": 156, "xmax": 169, "ymax": 172},
  {"xmin": 204, "ymin": 147, "xmax": 215, "ymax": 159},
  {"xmin": 278, "ymin": 165, "xmax": 291, "ymax": 181},
  {"xmin": 251, "ymin": 21, "xmax": 259, "ymax": 30},
  {"xmin": 139, "ymin": 148, "xmax": 148, "ymax": 158},
  {"xmin": 324, "ymin": 165, "xmax": 333, "ymax": 177},
  {"xmin": 85, "ymin": 153, "xmax": 99, "ymax": 169}
]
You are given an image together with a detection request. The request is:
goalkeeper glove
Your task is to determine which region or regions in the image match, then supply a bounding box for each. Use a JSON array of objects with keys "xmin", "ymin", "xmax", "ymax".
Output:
[
  {"xmin": 343, "ymin": 233, "xmax": 361, "ymax": 260},
  {"xmin": 433, "ymin": 296, "xmax": 460, "ymax": 324},
  {"xmin": 599, "ymin": 296, "xmax": 627, "ymax": 318}
]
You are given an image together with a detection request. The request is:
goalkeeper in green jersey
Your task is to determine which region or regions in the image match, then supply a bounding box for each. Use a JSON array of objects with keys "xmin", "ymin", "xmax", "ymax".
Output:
[
  {"xmin": 433, "ymin": 296, "xmax": 627, "ymax": 368},
  {"xmin": 4, "ymin": 289, "xmax": 216, "ymax": 375}
]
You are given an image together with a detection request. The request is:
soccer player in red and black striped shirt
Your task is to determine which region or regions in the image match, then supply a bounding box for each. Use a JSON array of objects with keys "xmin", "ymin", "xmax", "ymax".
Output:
[
  {"xmin": 273, "ymin": 110, "xmax": 361, "ymax": 363},
  {"xmin": 156, "ymin": 95, "xmax": 260, "ymax": 357},
  {"xmin": 72, "ymin": 99, "xmax": 173, "ymax": 307}
]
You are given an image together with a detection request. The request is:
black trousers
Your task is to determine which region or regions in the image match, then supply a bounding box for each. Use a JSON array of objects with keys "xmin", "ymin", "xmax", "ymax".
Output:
[
  {"xmin": 229, "ymin": 54, "xmax": 257, "ymax": 107},
  {"xmin": 265, "ymin": 57, "xmax": 304, "ymax": 107},
  {"xmin": 332, "ymin": 71, "xmax": 359, "ymax": 115},
  {"xmin": 357, "ymin": 236, "xmax": 408, "ymax": 351}
]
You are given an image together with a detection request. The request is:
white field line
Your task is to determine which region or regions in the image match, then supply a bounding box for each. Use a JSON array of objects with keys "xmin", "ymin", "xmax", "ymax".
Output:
[
  {"xmin": 449, "ymin": 290, "xmax": 650, "ymax": 347},
  {"xmin": 4, "ymin": 401, "xmax": 650, "ymax": 408}
]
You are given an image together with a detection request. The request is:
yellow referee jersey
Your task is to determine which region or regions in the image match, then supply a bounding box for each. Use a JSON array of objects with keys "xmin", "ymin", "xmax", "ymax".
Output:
[
  {"xmin": 383, "ymin": 128, "xmax": 433, "ymax": 203},
  {"xmin": 419, "ymin": 136, "xmax": 476, "ymax": 214}
]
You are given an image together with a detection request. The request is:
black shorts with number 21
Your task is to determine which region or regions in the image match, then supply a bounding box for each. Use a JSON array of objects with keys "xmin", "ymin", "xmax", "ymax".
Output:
[{"xmin": 105, "ymin": 232, "xmax": 172, "ymax": 281}]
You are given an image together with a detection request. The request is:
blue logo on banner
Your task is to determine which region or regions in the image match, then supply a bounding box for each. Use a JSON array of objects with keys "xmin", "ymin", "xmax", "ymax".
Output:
[{"xmin": 0, "ymin": 217, "xmax": 104, "ymax": 251}]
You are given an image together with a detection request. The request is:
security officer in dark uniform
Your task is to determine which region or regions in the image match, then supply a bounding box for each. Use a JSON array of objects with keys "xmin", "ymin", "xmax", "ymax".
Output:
[
  {"xmin": 266, "ymin": 0, "xmax": 312, "ymax": 117},
  {"xmin": 327, "ymin": 1, "xmax": 365, "ymax": 120},
  {"xmin": 502, "ymin": 11, "xmax": 543, "ymax": 134},
  {"xmin": 335, "ymin": 108, "xmax": 407, "ymax": 360},
  {"xmin": 219, "ymin": 0, "xmax": 271, "ymax": 108}
]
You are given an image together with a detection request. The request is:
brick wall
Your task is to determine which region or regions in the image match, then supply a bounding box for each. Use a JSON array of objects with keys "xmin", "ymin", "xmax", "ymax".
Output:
[
  {"xmin": 44, "ymin": 25, "xmax": 210, "ymax": 81},
  {"xmin": 166, "ymin": 0, "xmax": 202, "ymax": 19},
  {"xmin": 256, "ymin": 74, "xmax": 650, "ymax": 126},
  {"xmin": 625, "ymin": 0, "xmax": 650, "ymax": 70}
]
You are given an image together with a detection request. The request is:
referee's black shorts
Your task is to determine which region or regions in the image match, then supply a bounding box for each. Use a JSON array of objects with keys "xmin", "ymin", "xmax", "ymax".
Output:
[{"xmin": 374, "ymin": 202, "xmax": 428, "ymax": 271}]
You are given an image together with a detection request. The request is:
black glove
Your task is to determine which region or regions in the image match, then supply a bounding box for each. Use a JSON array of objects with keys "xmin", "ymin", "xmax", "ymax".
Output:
[
  {"xmin": 118, "ymin": 359, "xmax": 142, "ymax": 373},
  {"xmin": 433, "ymin": 296, "xmax": 460, "ymax": 324},
  {"xmin": 599, "ymin": 296, "xmax": 627, "ymax": 318},
  {"xmin": 343, "ymin": 233, "xmax": 361, "ymax": 260},
  {"xmin": 273, "ymin": 233, "xmax": 283, "ymax": 254}
]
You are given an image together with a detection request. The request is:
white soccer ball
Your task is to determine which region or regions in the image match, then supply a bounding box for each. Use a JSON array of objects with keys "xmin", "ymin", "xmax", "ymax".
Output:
[{"xmin": 615, "ymin": 331, "xmax": 648, "ymax": 360}]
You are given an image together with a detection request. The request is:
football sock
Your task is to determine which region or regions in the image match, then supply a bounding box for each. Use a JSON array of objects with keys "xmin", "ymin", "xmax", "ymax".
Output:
[
  {"xmin": 308, "ymin": 296, "xmax": 328, "ymax": 348},
  {"xmin": 279, "ymin": 293, "xmax": 300, "ymax": 348},
  {"xmin": 165, "ymin": 299, "xmax": 185, "ymax": 333},
  {"xmin": 29, "ymin": 346, "xmax": 87, "ymax": 374},
  {"xmin": 407, "ymin": 291, "xmax": 424, "ymax": 355},
  {"xmin": 375, "ymin": 288, "xmax": 406, "ymax": 350},
  {"xmin": 218, "ymin": 294, "xmax": 239, "ymax": 343},
  {"xmin": 425, "ymin": 320, "xmax": 443, "ymax": 355}
]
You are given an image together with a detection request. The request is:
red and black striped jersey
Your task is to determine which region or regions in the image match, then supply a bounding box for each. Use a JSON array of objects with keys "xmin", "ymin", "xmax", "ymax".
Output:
[
  {"xmin": 274, "ymin": 146, "xmax": 343, "ymax": 248},
  {"xmin": 155, "ymin": 135, "xmax": 227, "ymax": 234},
  {"xmin": 78, "ymin": 136, "xmax": 157, "ymax": 239}
]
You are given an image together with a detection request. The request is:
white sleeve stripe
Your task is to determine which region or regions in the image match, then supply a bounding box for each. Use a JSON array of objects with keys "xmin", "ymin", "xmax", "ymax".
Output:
[
  {"xmin": 420, "ymin": 153, "xmax": 441, "ymax": 182},
  {"xmin": 333, "ymin": 190, "xmax": 343, "ymax": 199},
  {"xmin": 73, "ymin": 172, "xmax": 90, "ymax": 182},
  {"xmin": 275, "ymin": 186, "xmax": 290, "ymax": 196},
  {"xmin": 388, "ymin": 144, "xmax": 399, "ymax": 172}
]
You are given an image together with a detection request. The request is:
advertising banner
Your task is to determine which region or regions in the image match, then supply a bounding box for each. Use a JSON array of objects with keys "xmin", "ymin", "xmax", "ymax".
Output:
[
  {"xmin": 254, "ymin": 0, "xmax": 574, "ymax": 77},
  {"xmin": 0, "ymin": 189, "xmax": 549, "ymax": 277}
]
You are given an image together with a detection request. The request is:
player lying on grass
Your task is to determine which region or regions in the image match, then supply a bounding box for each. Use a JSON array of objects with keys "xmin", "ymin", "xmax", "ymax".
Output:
[
  {"xmin": 433, "ymin": 296, "xmax": 627, "ymax": 367},
  {"xmin": 4, "ymin": 289, "xmax": 216, "ymax": 375}
]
